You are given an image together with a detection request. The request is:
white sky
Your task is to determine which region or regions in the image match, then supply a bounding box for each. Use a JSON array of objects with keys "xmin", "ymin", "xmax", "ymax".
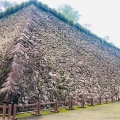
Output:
[{"xmin": 8, "ymin": 0, "xmax": 120, "ymax": 48}]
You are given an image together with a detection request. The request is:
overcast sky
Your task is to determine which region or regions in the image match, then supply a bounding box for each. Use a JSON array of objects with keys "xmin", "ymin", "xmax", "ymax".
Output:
[{"xmin": 8, "ymin": 0, "xmax": 120, "ymax": 48}]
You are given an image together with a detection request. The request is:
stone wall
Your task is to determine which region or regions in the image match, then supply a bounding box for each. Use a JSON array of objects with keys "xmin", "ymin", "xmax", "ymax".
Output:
[{"xmin": 0, "ymin": 5, "xmax": 120, "ymax": 103}]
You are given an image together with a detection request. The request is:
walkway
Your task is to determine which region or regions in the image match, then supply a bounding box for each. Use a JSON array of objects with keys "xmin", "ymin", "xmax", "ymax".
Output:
[{"xmin": 19, "ymin": 102, "xmax": 120, "ymax": 120}]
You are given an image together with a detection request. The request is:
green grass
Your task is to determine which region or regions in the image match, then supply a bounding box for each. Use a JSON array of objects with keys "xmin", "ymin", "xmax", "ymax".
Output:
[
  {"xmin": 17, "ymin": 112, "xmax": 32, "ymax": 118},
  {"xmin": 16, "ymin": 102, "xmax": 116, "ymax": 119},
  {"xmin": 7, "ymin": 101, "xmax": 119, "ymax": 120},
  {"xmin": 0, "ymin": 102, "xmax": 117, "ymax": 119},
  {"xmin": 16, "ymin": 107, "xmax": 69, "ymax": 118}
]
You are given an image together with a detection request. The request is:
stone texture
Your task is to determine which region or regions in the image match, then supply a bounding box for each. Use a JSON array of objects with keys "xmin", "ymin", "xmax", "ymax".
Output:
[{"xmin": 0, "ymin": 4, "xmax": 120, "ymax": 103}]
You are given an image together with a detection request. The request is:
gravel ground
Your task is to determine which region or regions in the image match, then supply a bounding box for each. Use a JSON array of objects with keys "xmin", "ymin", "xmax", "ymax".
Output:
[{"xmin": 19, "ymin": 102, "xmax": 120, "ymax": 120}]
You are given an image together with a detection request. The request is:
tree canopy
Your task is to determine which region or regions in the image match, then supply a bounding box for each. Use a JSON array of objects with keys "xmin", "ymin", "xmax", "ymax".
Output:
[
  {"xmin": 0, "ymin": 0, "xmax": 16, "ymax": 12},
  {"xmin": 57, "ymin": 4, "xmax": 80, "ymax": 23}
]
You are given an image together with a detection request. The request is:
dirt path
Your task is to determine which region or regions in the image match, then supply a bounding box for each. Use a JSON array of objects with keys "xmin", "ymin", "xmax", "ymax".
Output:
[{"xmin": 20, "ymin": 102, "xmax": 120, "ymax": 120}]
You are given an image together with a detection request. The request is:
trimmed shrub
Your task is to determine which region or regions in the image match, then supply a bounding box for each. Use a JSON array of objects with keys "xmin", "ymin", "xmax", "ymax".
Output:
[
  {"xmin": 0, "ymin": 12, "xmax": 3, "ymax": 18},
  {"xmin": 14, "ymin": 5, "xmax": 20, "ymax": 12}
]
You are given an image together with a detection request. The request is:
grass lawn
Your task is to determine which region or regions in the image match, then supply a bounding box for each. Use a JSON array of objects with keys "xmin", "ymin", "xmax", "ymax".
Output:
[
  {"xmin": 1, "ymin": 102, "xmax": 120, "ymax": 120},
  {"xmin": 16, "ymin": 102, "xmax": 118, "ymax": 119}
]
